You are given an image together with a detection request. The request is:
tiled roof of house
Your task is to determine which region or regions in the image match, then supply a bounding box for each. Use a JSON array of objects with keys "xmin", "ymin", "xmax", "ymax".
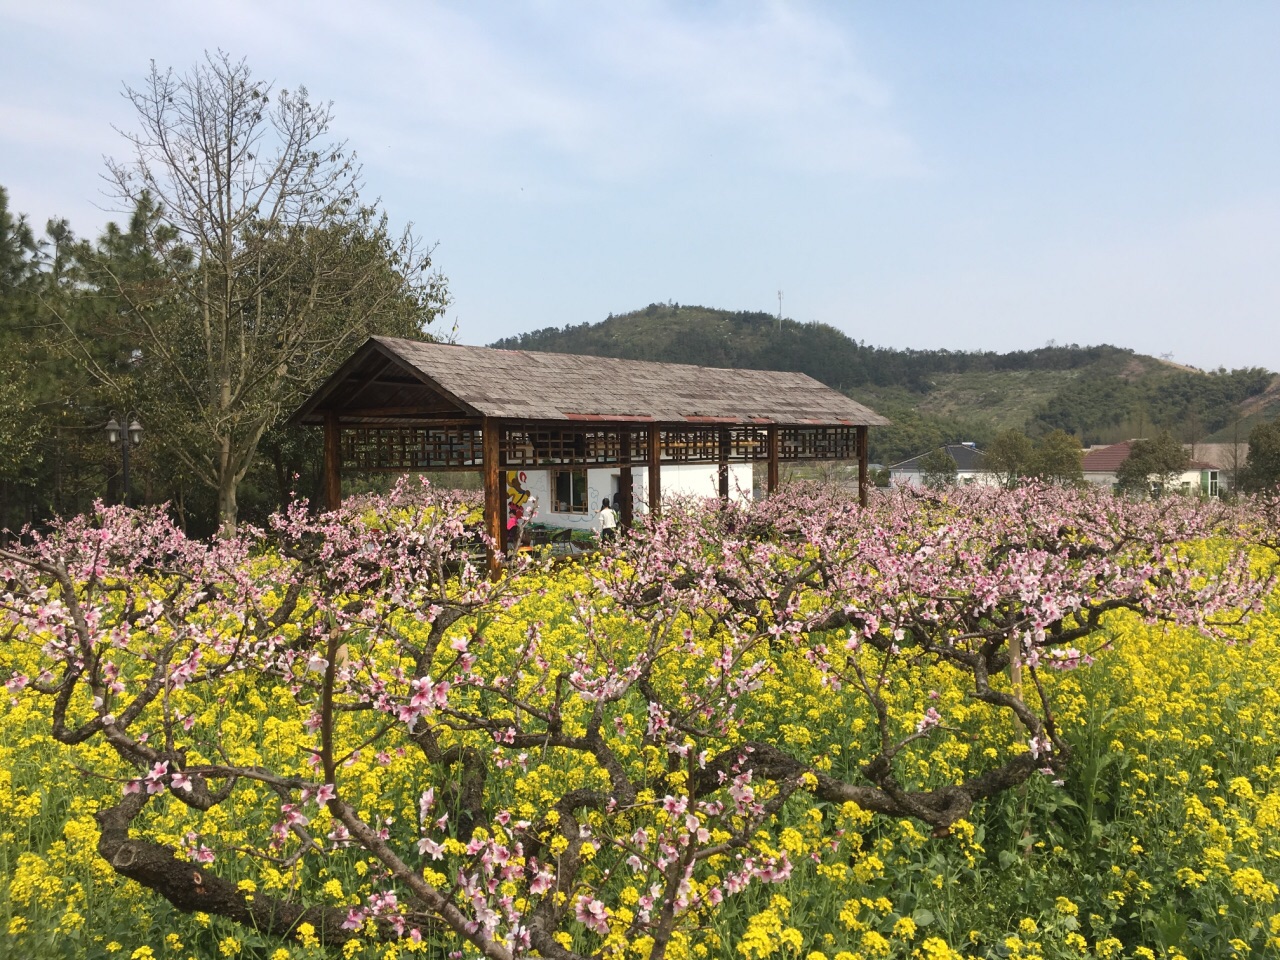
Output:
[
  {"xmin": 1082, "ymin": 441, "xmax": 1137, "ymax": 472},
  {"xmin": 889, "ymin": 443, "xmax": 986, "ymax": 472},
  {"xmin": 295, "ymin": 336, "xmax": 889, "ymax": 427},
  {"xmin": 1083, "ymin": 440, "xmax": 1216, "ymax": 473}
]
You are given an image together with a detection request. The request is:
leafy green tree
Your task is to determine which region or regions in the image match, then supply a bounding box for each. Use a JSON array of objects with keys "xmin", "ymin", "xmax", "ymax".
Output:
[
  {"xmin": 1240, "ymin": 420, "xmax": 1280, "ymax": 493},
  {"xmin": 72, "ymin": 53, "xmax": 449, "ymax": 535},
  {"xmin": 0, "ymin": 188, "xmax": 37, "ymax": 295},
  {"xmin": 1116, "ymin": 431, "xmax": 1189, "ymax": 497},
  {"xmin": 983, "ymin": 429, "xmax": 1034, "ymax": 488},
  {"xmin": 1028, "ymin": 429, "xmax": 1084, "ymax": 487},
  {"xmin": 0, "ymin": 190, "xmax": 83, "ymax": 532},
  {"xmin": 0, "ymin": 189, "xmax": 41, "ymax": 487},
  {"xmin": 919, "ymin": 447, "xmax": 958, "ymax": 488}
]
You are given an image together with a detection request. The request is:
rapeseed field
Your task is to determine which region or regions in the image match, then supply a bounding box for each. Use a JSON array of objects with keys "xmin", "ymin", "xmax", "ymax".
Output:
[{"xmin": 2, "ymin": 488, "xmax": 1279, "ymax": 960}]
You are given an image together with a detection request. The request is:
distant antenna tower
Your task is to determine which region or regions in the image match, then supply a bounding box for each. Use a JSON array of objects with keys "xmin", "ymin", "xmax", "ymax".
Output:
[{"xmin": 777, "ymin": 290, "xmax": 783, "ymax": 332}]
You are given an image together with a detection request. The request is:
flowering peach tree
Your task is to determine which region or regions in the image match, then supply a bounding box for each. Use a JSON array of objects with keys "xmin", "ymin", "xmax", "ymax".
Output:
[{"xmin": 0, "ymin": 480, "xmax": 1274, "ymax": 958}]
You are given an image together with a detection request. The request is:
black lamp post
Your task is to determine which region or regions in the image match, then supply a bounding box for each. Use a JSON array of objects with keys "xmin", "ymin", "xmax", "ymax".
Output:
[{"xmin": 105, "ymin": 414, "xmax": 144, "ymax": 507}]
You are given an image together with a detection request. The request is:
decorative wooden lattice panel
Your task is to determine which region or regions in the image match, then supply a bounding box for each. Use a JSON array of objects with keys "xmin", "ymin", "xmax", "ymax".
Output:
[
  {"xmin": 726, "ymin": 427, "xmax": 770, "ymax": 461},
  {"xmin": 658, "ymin": 427, "xmax": 719, "ymax": 463},
  {"xmin": 341, "ymin": 426, "xmax": 484, "ymax": 471},
  {"xmin": 338, "ymin": 423, "xmax": 858, "ymax": 471},
  {"xmin": 502, "ymin": 428, "xmax": 647, "ymax": 467},
  {"xmin": 659, "ymin": 427, "xmax": 770, "ymax": 463},
  {"xmin": 778, "ymin": 426, "xmax": 858, "ymax": 461}
]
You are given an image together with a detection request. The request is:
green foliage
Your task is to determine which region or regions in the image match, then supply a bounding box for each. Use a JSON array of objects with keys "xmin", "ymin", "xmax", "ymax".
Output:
[
  {"xmin": 1116, "ymin": 432, "xmax": 1191, "ymax": 497},
  {"xmin": 0, "ymin": 49, "xmax": 451, "ymax": 538},
  {"xmin": 0, "ymin": 189, "xmax": 121, "ymax": 533},
  {"xmin": 1030, "ymin": 429, "xmax": 1085, "ymax": 487},
  {"xmin": 0, "ymin": 356, "xmax": 37, "ymax": 480},
  {"xmin": 870, "ymin": 408, "xmax": 944, "ymax": 467},
  {"xmin": 919, "ymin": 447, "xmax": 959, "ymax": 488},
  {"xmin": 0, "ymin": 189, "xmax": 41, "ymax": 482},
  {"xmin": 977, "ymin": 428, "xmax": 1083, "ymax": 488},
  {"xmin": 494, "ymin": 303, "xmax": 1275, "ymax": 464},
  {"xmin": 0, "ymin": 188, "xmax": 37, "ymax": 295},
  {"xmin": 983, "ymin": 429, "xmax": 1035, "ymax": 488},
  {"xmin": 1240, "ymin": 420, "xmax": 1280, "ymax": 492},
  {"xmin": 1029, "ymin": 367, "xmax": 1274, "ymax": 446},
  {"xmin": 78, "ymin": 53, "xmax": 449, "ymax": 533},
  {"xmin": 494, "ymin": 303, "xmax": 1139, "ymax": 394}
]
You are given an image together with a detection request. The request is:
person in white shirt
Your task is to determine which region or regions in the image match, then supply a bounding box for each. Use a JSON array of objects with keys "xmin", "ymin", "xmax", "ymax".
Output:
[{"xmin": 596, "ymin": 498, "xmax": 618, "ymax": 543}]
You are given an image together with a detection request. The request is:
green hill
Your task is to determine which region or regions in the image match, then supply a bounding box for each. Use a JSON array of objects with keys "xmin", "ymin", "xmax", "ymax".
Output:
[{"xmin": 490, "ymin": 303, "xmax": 1278, "ymax": 464}]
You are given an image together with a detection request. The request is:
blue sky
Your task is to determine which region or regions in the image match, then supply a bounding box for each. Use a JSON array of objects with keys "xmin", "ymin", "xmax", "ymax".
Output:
[{"xmin": 3, "ymin": 1, "xmax": 1278, "ymax": 371}]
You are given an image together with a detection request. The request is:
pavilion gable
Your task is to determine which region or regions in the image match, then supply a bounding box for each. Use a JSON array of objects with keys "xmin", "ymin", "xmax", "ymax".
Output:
[{"xmin": 294, "ymin": 340, "xmax": 478, "ymax": 424}]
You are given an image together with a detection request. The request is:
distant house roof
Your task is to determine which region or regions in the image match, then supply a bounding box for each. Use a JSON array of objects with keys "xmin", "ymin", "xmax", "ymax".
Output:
[
  {"xmin": 890, "ymin": 443, "xmax": 985, "ymax": 472},
  {"xmin": 1083, "ymin": 440, "xmax": 1216, "ymax": 473},
  {"xmin": 293, "ymin": 336, "xmax": 889, "ymax": 427},
  {"xmin": 1082, "ymin": 441, "xmax": 1138, "ymax": 473}
]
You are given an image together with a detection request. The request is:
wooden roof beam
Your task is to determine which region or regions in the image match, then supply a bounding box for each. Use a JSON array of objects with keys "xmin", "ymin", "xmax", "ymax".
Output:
[{"xmin": 331, "ymin": 356, "xmax": 393, "ymax": 411}]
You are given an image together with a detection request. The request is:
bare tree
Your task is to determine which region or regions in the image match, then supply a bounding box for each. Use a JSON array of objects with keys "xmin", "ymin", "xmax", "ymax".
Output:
[{"xmin": 78, "ymin": 51, "xmax": 447, "ymax": 533}]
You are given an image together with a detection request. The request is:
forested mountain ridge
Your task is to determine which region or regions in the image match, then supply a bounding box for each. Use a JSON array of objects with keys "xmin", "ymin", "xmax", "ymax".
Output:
[{"xmin": 490, "ymin": 303, "xmax": 1279, "ymax": 464}]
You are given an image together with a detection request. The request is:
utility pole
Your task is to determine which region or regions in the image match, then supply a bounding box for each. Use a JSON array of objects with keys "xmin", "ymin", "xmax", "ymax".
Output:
[{"xmin": 777, "ymin": 290, "xmax": 783, "ymax": 332}]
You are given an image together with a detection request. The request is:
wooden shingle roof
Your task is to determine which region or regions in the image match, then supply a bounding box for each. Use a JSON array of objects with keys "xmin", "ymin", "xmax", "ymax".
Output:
[{"xmin": 294, "ymin": 337, "xmax": 888, "ymax": 427}]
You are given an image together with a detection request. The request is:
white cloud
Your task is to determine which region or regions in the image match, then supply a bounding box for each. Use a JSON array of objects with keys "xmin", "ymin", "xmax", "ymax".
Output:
[
  {"xmin": 1, "ymin": 0, "xmax": 920, "ymax": 212},
  {"xmin": 269, "ymin": 0, "xmax": 923, "ymax": 192},
  {"xmin": 571, "ymin": 0, "xmax": 915, "ymax": 175}
]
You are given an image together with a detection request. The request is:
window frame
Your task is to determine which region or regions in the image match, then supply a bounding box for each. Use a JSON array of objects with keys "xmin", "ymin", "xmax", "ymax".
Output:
[{"xmin": 551, "ymin": 468, "xmax": 589, "ymax": 514}]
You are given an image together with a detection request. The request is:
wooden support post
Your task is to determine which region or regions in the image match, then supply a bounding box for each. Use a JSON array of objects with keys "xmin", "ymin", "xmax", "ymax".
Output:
[
  {"xmin": 857, "ymin": 425, "xmax": 869, "ymax": 508},
  {"xmin": 619, "ymin": 427, "xmax": 633, "ymax": 528},
  {"xmin": 648, "ymin": 426, "xmax": 662, "ymax": 516},
  {"xmin": 767, "ymin": 426, "xmax": 780, "ymax": 495},
  {"xmin": 482, "ymin": 418, "xmax": 504, "ymax": 575},
  {"xmin": 718, "ymin": 428, "xmax": 730, "ymax": 502},
  {"xmin": 499, "ymin": 471, "xmax": 508, "ymax": 552},
  {"xmin": 323, "ymin": 411, "xmax": 342, "ymax": 511},
  {"xmin": 619, "ymin": 466, "xmax": 633, "ymax": 527}
]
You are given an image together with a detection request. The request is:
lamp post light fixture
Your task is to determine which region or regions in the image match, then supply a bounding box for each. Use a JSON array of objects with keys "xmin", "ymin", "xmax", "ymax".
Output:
[{"xmin": 105, "ymin": 413, "xmax": 143, "ymax": 507}]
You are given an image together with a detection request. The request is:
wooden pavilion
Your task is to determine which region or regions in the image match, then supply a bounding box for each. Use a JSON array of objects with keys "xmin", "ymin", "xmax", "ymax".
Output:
[{"xmin": 290, "ymin": 336, "xmax": 888, "ymax": 553}]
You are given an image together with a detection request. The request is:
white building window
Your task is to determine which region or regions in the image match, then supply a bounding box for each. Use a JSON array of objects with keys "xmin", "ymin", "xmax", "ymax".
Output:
[{"xmin": 552, "ymin": 469, "xmax": 588, "ymax": 513}]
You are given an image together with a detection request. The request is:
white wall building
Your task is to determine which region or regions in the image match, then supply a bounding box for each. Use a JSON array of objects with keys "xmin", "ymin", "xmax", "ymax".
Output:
[
  {"xmin": 507, "ymin": 463, "xmax": 755, "ymax": 533},
  {"xmin": 888, "ymin": 443, "xmax": 999, "ymax": 488},
  {"xmin": 1081, "ymin": 441, "xmax": 1220, "ymax": 497}
]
